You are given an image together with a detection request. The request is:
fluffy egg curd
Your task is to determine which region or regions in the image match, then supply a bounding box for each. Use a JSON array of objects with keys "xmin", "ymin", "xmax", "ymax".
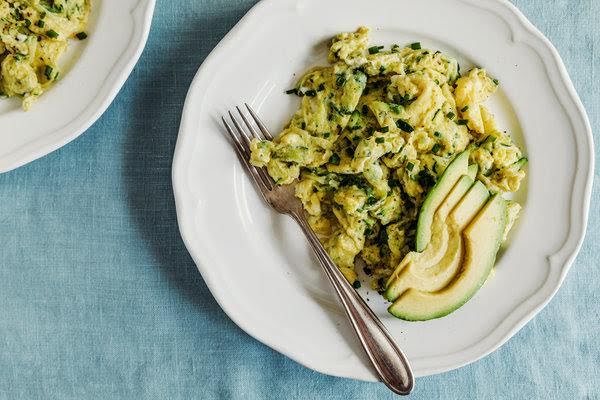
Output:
[
  {"xmin": 250, "ymin": 27, "xmax": 527, "ymax": 292},
  {"xmin": 0, "ymin": 0, "xmax": 90, "ymax": 110}
]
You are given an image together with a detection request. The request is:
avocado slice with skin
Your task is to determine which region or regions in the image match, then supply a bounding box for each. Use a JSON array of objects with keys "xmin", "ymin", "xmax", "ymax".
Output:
[
  {"xmin": 415, "ymin": 150, "xmax": 470, "ymax": 252},
  {"xmin": 388, "ymin": 194, "xmax": 507, "ymax": 321},
  {"xmin": 384, "ymin": 175, "xmax": 474, "ymax": 291},
  {"xmin": 385, "ymin": 180, "xmax": 489, "ymax": 302}
]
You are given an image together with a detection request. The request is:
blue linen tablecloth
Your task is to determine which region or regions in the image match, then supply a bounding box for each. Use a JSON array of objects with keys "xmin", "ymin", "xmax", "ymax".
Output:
[{"xmin": 0, "ymin": 0, "xmax": 597, "ymax": 398}]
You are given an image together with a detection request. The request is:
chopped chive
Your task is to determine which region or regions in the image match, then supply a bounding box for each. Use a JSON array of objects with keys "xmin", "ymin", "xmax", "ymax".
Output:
[
  {"xmin": 457, "ymin": 119, "xmax": 468, "ymax": 125},
  {"xmin": 345, "ymin": 147, "xmax": 354, "ymax": 157},
  {"xmin": 446, "ymin": 111, "xmax": 455, "ymax": 120},
  {"xmin": 317, "ymin": 83, "xmax": 325, "ymax": 92},
  {"xmin": 379, "ymin": 126, "xmax": 389, "ymax": 133},
  {"xmin": 24, "ymin": 19, "xmax": 31, "ymax": 28},
  {"xmin": 410, "ymin": 42, "xmax": 421, "ymax": 50},
  {"xmin": 434, "ymin": 131, "xmax": 442, "ymax": 138},
  {"xmin": 391, "ymin": 44, "xmax": 400, "ymax": 52},
  {"xmin": 285, "ymin": 88, "xmax": 297, "ymax": 95},
  {"xmin": 406, "ymin": 162, "xmax": 415, "ymax": 171},
  {"xmin": 46, "ymin": 29, "xmax": 59, "ymax": 39},
  {"xmin": 323, "ymin": 132, "xmax": 331, "ymax": 138},
  {"xmin": 432, "ymin": 109, "xmax": 440, "ymax": 121},
  {"xmin": 76, "ymin": 32, "xmax": 88, "ymax": 40},
  {"xmin": 431, "ymin": 143, "xmax": 442, "ymax": 153},
  {"xmin": 390, "ymin": 104, "xmax": 401, "ymax": 114},
  {"xmin": 492, "ymin": 78, "xmax": 499, "ymax": 85},
  {"xmin": 460, "ymin": 105, "xmax": 469, "ymax": 112},
  {"xmin": 301, "ymin": 122, "xmax": 306, "ymax": 129},
  {"xmin": 375, "ymin": 137, "xmax": 385, "ymax": 143},
  {"xmin": 329, "ymin": 153, "xmax": 341, "ymax": 165},
  {"xmin": 304, "ymin": 89, "xmax": 317, "ymax": 97},
  {"xmin": 335, "ymin": 73, "xmax": 346, "ymax": 86},
  {"xmin": 44, "ymin": 65, "xmax": 53, "ymax": 80},
  {"xmin": 36, "ymin": 20, "xmax": 45, "ymax": 28},
  {"xmin": 368, "ymin": 45, "xmax": 384, "ymax": 54},
  {"xmin": 396, "ymin": 119, "xmax": 414, "ymax": 133}
]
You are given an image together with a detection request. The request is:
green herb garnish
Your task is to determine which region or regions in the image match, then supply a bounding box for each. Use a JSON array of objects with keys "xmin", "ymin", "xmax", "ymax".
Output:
[
  {"xmin": 396, "ymin": 119, "xmax": 414, "ymax": 133},
  {"xmin": 460, "ymin": 105, "xmax": 469, "ymax": 112},
  {"xmin": 410, "ymin": 42, "xmax": 421, "ymax": 50},
  {"xmin": 46, "ymin": 29, "xmax": 59, "ymax": 39},
  {"xmin": 446, "ymin": 111, "xmax": 455, "ymax": 120},
  {"xmin": 379, "ymin": 126, "xmax": 389, "ymax": 133},
  {"xmin": 44, "ymin": 65, "xmax": 53, "ymax": 80},
  {"xmin": 375, "ymin": 137, "xmax": 385, "ymax": 143},
  {"xmin": 457, "ymin": 119, "xmax": 468, "ymax": 125},
  {"xmin": 76, "ymin": 32, "xmax": 88, "ymax": 40},
  {"xmin": 329, "ymin": 153, "xmax": 341, "ymax": 165},
  {"xmin": 368, "ymin": 45, "xmax": 384, "ymax": 54},
  {"xmin": 41, "ymin": 0, "xmax": 64, "ymax": 13}
]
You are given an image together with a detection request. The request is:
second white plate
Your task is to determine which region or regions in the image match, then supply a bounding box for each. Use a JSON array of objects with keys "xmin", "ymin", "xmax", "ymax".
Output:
[{"xmin": 0, "ymin": 0, "xmax": 156, "ymax": 172}]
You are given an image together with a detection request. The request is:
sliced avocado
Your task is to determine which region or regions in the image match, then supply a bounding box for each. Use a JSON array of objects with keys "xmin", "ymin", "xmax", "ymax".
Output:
[
  {"xmin": 415, "ymin": 150, "xmax": 470, "ymax": 252},
  {"xmin": 388, "ymin": 194, "xmax": 507, "ymax": 321},
  {"xmin": 385, "ymin": 179, "xmax": 488, "ymax": 302},
  {"xmin": 467, "ymin": 164, "xmax": 478, "ymax": 180},
  {"xmin": 436, "ymin": 175, "xmax": 474, "ymax": 221},
  {"xmin": 449, "ymin": 181, "xmax": 489, "ymax": 228},
  {"xmin": 384, "ymin": 175, "xmax": 473, "ymax": 293}
]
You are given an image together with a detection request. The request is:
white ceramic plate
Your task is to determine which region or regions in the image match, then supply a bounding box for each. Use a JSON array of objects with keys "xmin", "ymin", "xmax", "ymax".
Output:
[
  {"xmin": 0, "ymin": 0, "xmax": 156, "ymax": 172},
  {"xmin": 173, "ymin": 0, "xmax": 594, "ymax": 381}
]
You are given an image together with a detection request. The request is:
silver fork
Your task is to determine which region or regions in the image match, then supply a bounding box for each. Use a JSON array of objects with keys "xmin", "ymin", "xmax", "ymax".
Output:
[{"xmin": 222, "ymin": 104, "xmax": 414, "ymax": 395}]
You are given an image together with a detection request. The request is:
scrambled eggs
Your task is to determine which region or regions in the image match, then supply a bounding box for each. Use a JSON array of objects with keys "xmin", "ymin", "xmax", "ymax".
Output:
[
  {"xmin": 0, "ymin": 0, "xmax": 90, "ymax": 110},
  {"xmin": 250, "ymin": 27, "xmax": 527, "ymax": 289}
]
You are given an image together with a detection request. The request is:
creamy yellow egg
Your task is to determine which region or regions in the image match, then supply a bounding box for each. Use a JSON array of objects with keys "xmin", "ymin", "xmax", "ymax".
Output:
[
  {"xmin": 0, "ymin": 0, "xmax": 90, "ymax": 110},
  {"xmin": 250, "ymin": 27, "xmax": 527, "ymax": 289}
]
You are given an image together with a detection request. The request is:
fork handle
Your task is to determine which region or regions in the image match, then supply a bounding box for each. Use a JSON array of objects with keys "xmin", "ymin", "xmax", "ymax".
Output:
[{"xmin": 291, "ymin": 213, "xmax": 414, "ymax": 395}]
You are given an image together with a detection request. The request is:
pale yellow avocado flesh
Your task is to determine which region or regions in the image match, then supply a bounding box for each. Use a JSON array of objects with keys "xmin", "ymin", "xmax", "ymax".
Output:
[
  {"xmin": 384, "ymin": 179, "xmax": 489, "ymax": 302},
  {"xmin": 384, "ymin": 175, "xmax": 474, "ymax": 295},
  {"xmin": 388, "ymin": 194, "xmax": 507, "ymax": 321}
]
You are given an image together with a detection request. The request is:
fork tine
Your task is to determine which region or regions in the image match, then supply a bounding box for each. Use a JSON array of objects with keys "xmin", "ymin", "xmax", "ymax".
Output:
[
  {"xmin": 236, "ymin": 106, "xmax": 261, "ymax": 140},
  {"xmin": 228, "ymin": 111, "xmax": 252, "ymax": 144},
  {"xmin": 245, "ymin": 103, "xmax": 274, "ymax": 140},
  {"xmin": 222, "ymin": 116, "xmax": 273, "ymax": 191},
  {"xmin": 228, "ymin": 111, "xmax": 274, "ymax": 189}
]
